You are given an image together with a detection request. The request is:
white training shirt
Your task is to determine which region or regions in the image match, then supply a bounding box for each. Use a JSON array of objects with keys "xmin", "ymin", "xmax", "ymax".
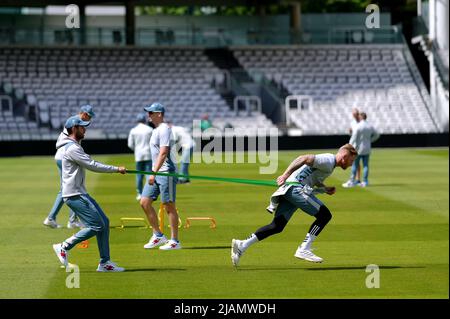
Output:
[
  {"xmin": 286, "ymin": 153, "xmax": 337, "ymax": 187},
  {"xmin": 150, "ymin": 122, "xmax": 176, "ymax": 172},
  {"xmin": 350, "ymin": 118, "xmax": 359, "ymax": 134},
  {"xmin": 349, "ymin": 120, "xmax": 380, "ymax": 156},
  {"xmin": 127, "ymin": 123, "xmax": 153, "ymax": 162},
  {"xmin": 171, "ymin": 125, "xmax": 195, "ymax": 149}
]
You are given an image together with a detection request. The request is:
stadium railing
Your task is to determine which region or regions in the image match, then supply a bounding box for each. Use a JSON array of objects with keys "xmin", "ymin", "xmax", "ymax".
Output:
[{"xmin": 0, "ymin": 25, "xmax": 403, "ymax": 47}]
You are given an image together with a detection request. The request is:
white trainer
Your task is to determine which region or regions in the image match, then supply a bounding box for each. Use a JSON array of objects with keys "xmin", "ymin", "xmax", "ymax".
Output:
[
  {"xmin": 342, "ymin": 180, "xmax": 356, "ymax": 188},
  {"xmin": 44, "ymin": 218, "xmax": 62, "ymax": 229},
  {"xmin": 231, "ymin": 239, "xmax": 245, "ymax": 267},
  {"xmin": 359, "ymin": 182, "xmax": 368, "ymax": 188},
  {"xmin": 67, "ymin": 220, "xmax": 84, "ymax": 229},
  {"xmin": 143, "ymin": 234, "xmax": 168, "ymax": 249},
  {"xmin": 159, "ymin": 239, "xmax": 182, "ymax": 250},
  {"xmin": 96, "ymin": 260, "xmax": 125, "ymax": 272},
  {"xmin": 294, "ymin": 247, "xmax": 323, "ymax": 263},
  {"xmin": 53, "ymin": 243, "xmax": 68, "ymax": 267}
]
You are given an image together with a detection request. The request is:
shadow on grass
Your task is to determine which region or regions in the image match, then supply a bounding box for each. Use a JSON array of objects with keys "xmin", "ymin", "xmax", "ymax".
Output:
[
  {"xmin": 238, "ymin": 265, "xmax": 425, "ymax": 271},
  {"xmin": 364, "ymin": 184, "xmax": 405, "ymax": 187},
  {"xmin": 182, "ymin": 246, "xmax": 230, "ymax": 250},
  {"xmin": 80, "ymin": 268, "xmax": 187, "ymax": 273},
  {"xmin": 124, "ymin": 268, "xmax": 187, "ymax": 272},
  {"xmin": 304, "ymin": 265, "xmax": 425, "ymax": 271}
]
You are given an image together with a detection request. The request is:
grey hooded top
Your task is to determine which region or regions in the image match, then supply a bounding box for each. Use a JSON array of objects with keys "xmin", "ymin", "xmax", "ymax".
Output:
[{"xmin": 56, "ymin": 135, "xmax": 119, "ymax": 198}]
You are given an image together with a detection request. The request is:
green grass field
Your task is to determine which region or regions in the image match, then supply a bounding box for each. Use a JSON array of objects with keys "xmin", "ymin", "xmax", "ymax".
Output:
[{"xmin": 0, "ymin": 148, "xmax": 448, "ymax": 299}]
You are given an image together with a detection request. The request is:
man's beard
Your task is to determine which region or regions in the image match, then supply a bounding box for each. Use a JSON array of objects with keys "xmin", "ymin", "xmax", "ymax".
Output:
[{"xmin": 76, "ymin": 131, "xmax": 84, "ymax": 140}]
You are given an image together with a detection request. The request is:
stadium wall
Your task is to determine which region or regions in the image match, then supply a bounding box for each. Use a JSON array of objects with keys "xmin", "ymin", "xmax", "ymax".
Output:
[
  {"xmin": 0, "ymin": 13, "xmax": 391, "ymax": 29},
  {"xmin": 1, "ymin": 133, "xmax": 448, "ymax": 157}
]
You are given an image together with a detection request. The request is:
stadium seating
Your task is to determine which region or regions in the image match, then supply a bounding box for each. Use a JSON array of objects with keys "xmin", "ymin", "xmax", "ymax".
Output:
[
  {"xmin": 0, "ymin": 45, "xmax": 440, "ymax": 140},
  {"xmin": 0, "ymin": 47, "xmax": 276, "ymax": 140},
  {"xmin": 233, "ymin": 44, "xmax": 438, "ymax": 134}
]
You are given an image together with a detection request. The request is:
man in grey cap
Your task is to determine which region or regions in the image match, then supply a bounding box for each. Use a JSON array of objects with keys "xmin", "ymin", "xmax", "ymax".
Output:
[
  {"xmin": 128, "ymin": 113, "xmax": 153, "ymax": 200},
  {"xmin": 140, "ymin": 102, "xmax": 182, "ymax": 251},
  {"xmin": 52, "ymin": 115, "xmax": 127, "ymax": 272},
  {"xmin": 43, "ymin": 104, "xmax": 95, "ymax": 229}
]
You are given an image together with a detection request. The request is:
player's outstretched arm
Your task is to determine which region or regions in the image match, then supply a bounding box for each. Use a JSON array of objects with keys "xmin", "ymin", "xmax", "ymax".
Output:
[
  {"xmin": 68, "ymin": 145, "xmax": 124, "ymax": 173},
  {"xmin": 316, "ymin": 182, "xmax": 336, "ymax": 195},
  {"xmin": 277, "ymin": 154, "xmax": 315, "ymax": 186},
  {"xmin": 314, "ymin": 183, "xmax": 336, "ymax": 195}
]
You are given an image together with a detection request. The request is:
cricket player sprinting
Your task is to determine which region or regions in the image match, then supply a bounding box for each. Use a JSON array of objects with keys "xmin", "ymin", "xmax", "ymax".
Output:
[
  {"xmin": 43, "ymin": 104, "xmax": 95, "ymax": 229},
  {"xmin": 231, "ymin": 144, "xmax": 357, "ymax": 266},
  {"xmin": 52, "ymin": 115, "xmax": 127, "ymax": 272},
  {"xmin": 140, "ymin": 102, "xmax": 182, "ymax": 250}
]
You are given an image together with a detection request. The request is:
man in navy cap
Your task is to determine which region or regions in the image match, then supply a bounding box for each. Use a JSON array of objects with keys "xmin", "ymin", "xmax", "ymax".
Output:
[
  {"xmin": 140, "ymin": 103, "xmax": 182, "ymax": 250},
  {"xmin": 52, "ymin": 115, "xmax": 127, "ymax": 272},
  {"xmin": 128, "ymin": 113, "xmax": 153, "ymax": 200},
  {"xmin": 43, "ymin": 105, "xmax": 95, "ymax": 229}
]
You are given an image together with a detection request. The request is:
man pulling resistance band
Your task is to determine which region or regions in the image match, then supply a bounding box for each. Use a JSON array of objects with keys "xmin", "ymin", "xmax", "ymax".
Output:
[{"xmin": 231, "ymin": 144, "xmax": 357, "ymax": 265}]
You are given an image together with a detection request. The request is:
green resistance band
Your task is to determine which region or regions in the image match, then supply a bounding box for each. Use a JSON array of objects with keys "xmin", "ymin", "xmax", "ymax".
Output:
[{"xmin": 126, "ymin": 170, "xmax": 301, "ymax": 187}]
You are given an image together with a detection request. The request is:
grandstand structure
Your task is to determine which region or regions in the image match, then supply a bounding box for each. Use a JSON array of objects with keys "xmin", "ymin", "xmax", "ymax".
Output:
[
  {"xmin": 0, "ymin": 46, "xmax": 277, "ymax": 140},
  {"xmin": 233, "ymin": 44, "xmax": 437, "ymax": 135},
  {"xmin": 0, "ymin": 1, "xmax": 448, "ymax": 143},
  {"xmin": 0, "ymin": 43, "xmax": 440, "ymax": 140}
]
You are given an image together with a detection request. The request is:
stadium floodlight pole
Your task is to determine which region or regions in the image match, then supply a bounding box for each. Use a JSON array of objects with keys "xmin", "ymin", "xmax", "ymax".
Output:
[{"xmin": 126, "ymin": 169, "xmax": 302, "ymax": 188}]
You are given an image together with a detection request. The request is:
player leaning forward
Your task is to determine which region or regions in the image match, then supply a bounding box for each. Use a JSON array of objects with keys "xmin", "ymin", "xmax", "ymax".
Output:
[
  {"xmin": 52, "ymin": 115, "xmax": 127, "ymax": 272},
  {"xmin": 231, "ymin": 144, "xmax": 357, "ymax": 265}
]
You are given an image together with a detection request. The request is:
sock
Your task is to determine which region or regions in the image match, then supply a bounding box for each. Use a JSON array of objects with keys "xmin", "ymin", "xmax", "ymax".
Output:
[
  {"xmin": 171, "ymin": 238, "xmax": 179, "ymax": 243},
  {"xmin": 241, "ymin": 233, "xmax": 259, "ymax": 250},
  {"xmin": 300, "ymin": 233, "xmax": 316, "ymax": 250},
  {"xmin": 154, "ymin": 231, "xmax": 163, "ymax": 237}
]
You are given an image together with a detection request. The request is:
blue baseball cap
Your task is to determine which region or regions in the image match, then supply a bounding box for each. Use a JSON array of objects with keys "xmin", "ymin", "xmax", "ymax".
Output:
[
  {"xmin": 136, "ymin": 113, "xmax": 147, "ymax": 123},
  {"xmin": 65, "ymin": 115, "xmax": 90, "ymax": 129},
  {"xmin": 80, "ymin": 104, "xmax": 95, "ymax": 118},
  {"xmin": 144, "ymin": 102, "xmax": 165, "ymax": 113}
]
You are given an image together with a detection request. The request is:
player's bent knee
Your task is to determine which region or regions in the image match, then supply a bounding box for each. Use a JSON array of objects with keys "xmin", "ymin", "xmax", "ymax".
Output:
[
  {"xmin": 255, "ymin": 215, "xmax": 288, "ymax": 240},
  {"xmin": 140, "ymin": 197, "xmax": 153, "ymax": 209},
  {"xmin": 272, "ymin": 224, "xmax": 283, "ymax": 234},
  {"xmin": 163, "ymin": 202, "xmax": 177, "ymax": 212},
  {"xmin": 317, "ymin": 205, "xmax": 332, "ymax": 222},
  {"xmin": 271, "ymin": 215, "xmax": 288, "ymax": 233},
  {"xmin": 87, "ymin": 224, "xmax": 102, "ymax": 232},
  {"xmin": 163, "ymin": 201, "xmax": 175, "ymax": 206}
]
